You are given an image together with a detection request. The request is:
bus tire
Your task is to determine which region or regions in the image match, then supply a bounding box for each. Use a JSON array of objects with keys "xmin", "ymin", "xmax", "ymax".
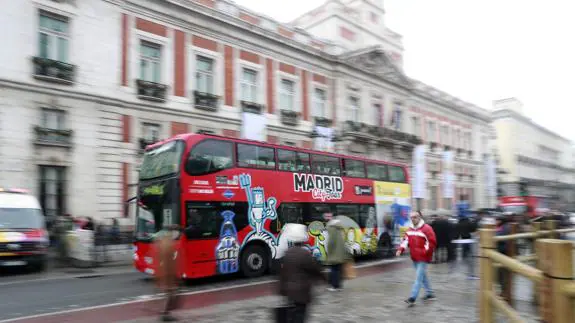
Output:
[{"xmin": 241, "ymin": 244, "xmax": 268, "ymax": 278}]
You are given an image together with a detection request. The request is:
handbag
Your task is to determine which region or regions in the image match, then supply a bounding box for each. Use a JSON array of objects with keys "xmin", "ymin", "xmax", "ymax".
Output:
[{"xmin": 343, "ymin": 261, "xmax": 357, "ymax": 279}]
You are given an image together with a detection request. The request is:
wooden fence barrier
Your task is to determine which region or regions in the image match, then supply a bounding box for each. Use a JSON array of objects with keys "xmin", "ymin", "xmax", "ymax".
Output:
[{"xmin": 479, "ymin": 223, "xmax": 575, "ymax": 323}]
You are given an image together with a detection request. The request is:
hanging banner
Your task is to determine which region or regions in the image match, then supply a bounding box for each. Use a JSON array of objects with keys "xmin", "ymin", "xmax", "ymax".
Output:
[
  {"xmin": 442, "ymin": 151, "xmax": 454, "ymax": 198},
  {"xmin": 411, "ymin": 145, "xmax": 426, "ymax": 199},
  {"xmin": 241, "ymin": 112, "xmax": 266, "ymax": 141},
  {"xmin": 313, "ymin": 126, "xmax": 334, "ymax": 152},
  {"xmin": 485, "ymin": 156, "xmax": 497, "ymax": 198}
]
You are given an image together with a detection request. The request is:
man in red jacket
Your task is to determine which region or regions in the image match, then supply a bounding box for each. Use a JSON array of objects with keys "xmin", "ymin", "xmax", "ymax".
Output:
[{"xmin": 396, "ymin": 211, "xmax": 437, "ymax": 306}]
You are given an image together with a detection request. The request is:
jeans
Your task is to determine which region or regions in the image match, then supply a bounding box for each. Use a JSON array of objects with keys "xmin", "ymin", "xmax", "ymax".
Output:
[
  {"xmin": 288, "ymin": 303, "xmax": 308, "ymax": 323},
  {"xmin": 329, "ymin": 264, "xmax": 343, "ymax": 289},
  {"xmin": 410, "ymin": 262, "xmax": 433, "ymax": 300}
]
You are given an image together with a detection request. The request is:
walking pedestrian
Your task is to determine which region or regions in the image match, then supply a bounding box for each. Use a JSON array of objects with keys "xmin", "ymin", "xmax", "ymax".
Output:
[
  {"xmin": 278, "ymin": 224, "xmax": 326, "ymax": 323},
  {"xmin": 325, "ymin": 219, "xmax": 350, "ymax": 291},
  {"xmin": 455, "ymin": 213, "xmax": 478, "ymax": 279},
  {"xmin": 396, "ymin": 211, "xmax": 437, "ymax": 306},
  {"xmin": 155, "ymin": 224, "xmax": 181, "ymax": 322}
]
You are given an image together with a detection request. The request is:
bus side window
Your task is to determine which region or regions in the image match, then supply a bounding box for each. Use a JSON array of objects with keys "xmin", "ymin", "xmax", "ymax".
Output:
[
  {"xmin": 304, "ymin": 204, "xmax": 331, "ymax": 225},
  {"xmin": 388, "ymin": 166, "xmax": 406, "ymax": 183},
  {"xmin": 335, "ymin": 204, "xmax": 359, "ymax": 224},
  {"xmin": 184, "ymin": 202, "xmax": 219, "ymax": 239},
  {"xmin": 277, "ymin": 149, "xmax": 297, "ymax": 172},
  {"xmin": 185, "ymin": 140, "xmax": 234, "ymax": 176}
]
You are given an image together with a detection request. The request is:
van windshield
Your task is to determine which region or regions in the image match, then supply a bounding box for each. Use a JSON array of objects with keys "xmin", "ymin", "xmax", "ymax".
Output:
[{"xmin": 0, "ymin": 208, "xmax": 44, "ymax": 229}]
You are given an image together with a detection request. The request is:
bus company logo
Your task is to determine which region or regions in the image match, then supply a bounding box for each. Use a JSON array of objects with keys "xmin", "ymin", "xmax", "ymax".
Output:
[
  {"xmin": 293, "ymin": 173, "xmax": 344, "ymax": 201},
  {"xmin": 222, "ymin": 190, "xmax": 235, "ymax": 199},
  {"xmin": 354, "ymin": 186, "xmax": 372, "ymax": 196}
]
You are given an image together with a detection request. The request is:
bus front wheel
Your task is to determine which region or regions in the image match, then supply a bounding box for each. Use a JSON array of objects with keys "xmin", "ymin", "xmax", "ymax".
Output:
[{"xmin": 241, "ymin": 245, "xmax": 268, "ymax": 278}]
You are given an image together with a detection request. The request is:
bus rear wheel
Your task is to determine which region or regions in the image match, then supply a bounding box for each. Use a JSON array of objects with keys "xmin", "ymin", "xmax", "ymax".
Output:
[{"xmin": 241, "ymin": 245, "xmax": 268, "ymax": 278}]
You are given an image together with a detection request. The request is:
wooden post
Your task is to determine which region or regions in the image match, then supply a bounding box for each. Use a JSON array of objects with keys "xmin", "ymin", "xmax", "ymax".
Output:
[
  {"xmin": 502, "ymin": 222, "xmax": 518, "ymax": 305},
  {"xmin": 479, "ymin": 229, "xmax": 496, "ymax": 323},
  {"xmin": 532, "ymin": 222, "xmax": 541, "ymax": 306},
  {"xmin": 537, "ymin": 239, "xmax": 574, "ymax": 323},
  {"xmin": 545, "ymin": 220, "xmax": 558, "ymax": 239}
]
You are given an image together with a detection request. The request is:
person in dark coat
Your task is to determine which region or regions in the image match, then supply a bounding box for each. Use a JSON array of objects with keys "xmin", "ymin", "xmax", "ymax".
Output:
[
  {"xmin": 279, "ymin": 224, "xmax": 326, "ymax": 323},
  {"xmin": 431, "ymin": 213, "xmax": 451, "ymax": 263},
  {"xmin": 495, "ymin": 214, "xmax": 511, "ymax": 296}
]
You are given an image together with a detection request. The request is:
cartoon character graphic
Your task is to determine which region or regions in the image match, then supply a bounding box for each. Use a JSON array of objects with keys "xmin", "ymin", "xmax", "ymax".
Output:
[
  {"xmin": 361, "ymin": 207, "xmax": 378, "ymax": 253},
  {"xmin": 215, "ymin": 210, "xmax": 240, "ymax": 274},
  {"xmin": 239, "ymin": 173, "xmax": 279, "ymax": 258},
  {"xmin": 346, "ymin": 228, "xmax": 362, "ymax": 256},
  {"xmin": 307, "ymin": 221, "xmax": 328, "ymax": 260}
]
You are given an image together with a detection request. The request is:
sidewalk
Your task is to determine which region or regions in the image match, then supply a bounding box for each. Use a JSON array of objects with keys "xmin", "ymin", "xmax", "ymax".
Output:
[{"xmin": 120, "ymin": 260, "xmax": 538, "ymax": 323}]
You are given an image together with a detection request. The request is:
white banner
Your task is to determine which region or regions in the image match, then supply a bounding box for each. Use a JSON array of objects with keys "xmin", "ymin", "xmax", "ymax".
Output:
[
  {"xmin": 411, "ymin": 145, "xmax": 426, "ymax": 199},
  {"xmin": 442, "ymin": 151, "xmax": 454, "ymax": 198},
  {"xmin": 486, "ymin": 156, "xmax": 497, "ymax": 197},
  {"xmin": 313, "ymin": 126, "xmax": 334, "ymax": 152},
  {"xmin": 241, "ymin": 112, "xmax": 266, "ymax": 141}
]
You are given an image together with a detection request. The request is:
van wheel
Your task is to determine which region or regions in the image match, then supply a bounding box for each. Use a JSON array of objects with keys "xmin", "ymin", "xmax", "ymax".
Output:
[{"xmin": 241, "ymin": 245, "xmax": 268, "ymax": 278}]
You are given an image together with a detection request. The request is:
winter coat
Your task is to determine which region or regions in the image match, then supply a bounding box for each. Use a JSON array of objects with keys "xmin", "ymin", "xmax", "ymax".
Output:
[
  {"xmin": 155, "ymin": 232, "xmax": 178, "ymax": 291},
  {"xmin": 279, "ymin": 246, "xmax": 326, "ymax": 304},
  {"xmin": 431, "ymin": 218, "xmax": 452, "ymax": 247},
  {"xmin": 456, "ymin": 217, "xmax": 477, "ymax": 240},
  {"xmin": 397, "ymin": 220, "xmax": 437, "ymax": 263},
  {"xmin": 325, "ymin": 221, "xmax": 350, "ymax": 265}
]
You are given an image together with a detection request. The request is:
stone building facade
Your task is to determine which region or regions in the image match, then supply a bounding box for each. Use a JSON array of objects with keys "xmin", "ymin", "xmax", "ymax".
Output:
[
  {"xmin": 492, "ymin": 98, "xmax": 575, "ymax": 209},
  {"xmin": 0, "ymin": 0, "xmax": 492, "ymax": 222}
]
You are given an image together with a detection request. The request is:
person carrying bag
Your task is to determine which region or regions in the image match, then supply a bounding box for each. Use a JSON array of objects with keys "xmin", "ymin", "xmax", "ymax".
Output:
[{"xmin": 277, "ymin": 224, "xmax": 326, "ymax": 323}]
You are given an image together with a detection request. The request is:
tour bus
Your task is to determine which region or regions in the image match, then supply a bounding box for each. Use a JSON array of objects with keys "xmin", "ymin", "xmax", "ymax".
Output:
[{"xmin": 133, "ymin": 133, "xmax": 412, "ymax": 279}]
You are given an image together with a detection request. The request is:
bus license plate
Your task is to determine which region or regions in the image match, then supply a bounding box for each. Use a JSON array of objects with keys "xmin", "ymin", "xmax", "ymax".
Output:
[{"xmin": 2, "ymin": 261, "xmax": 26, "ymax": 266}]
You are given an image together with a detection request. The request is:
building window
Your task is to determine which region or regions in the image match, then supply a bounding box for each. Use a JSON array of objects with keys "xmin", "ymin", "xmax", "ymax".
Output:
[
  {"xmin": 195, "ymin": 56, "xmax": 214, "ymax": 94},
  {"xmin": 441, "ymin": 125, "xmax": 449, "ymax": 145},
  {"xmin": 370, "ymin": 12, "xmax": 379, "ymax": 24},
  {"xmin": 429, "ymin": 185, "xmax": 438, "ymax": 210},
  {"xmin": 140, "ymin": 41, "xmax": 162, "ymax": 83},
  {"xmin": 374, "ymin": 103, "xmax": 382, "ymax": 127},
  {"xmin": 279, "ymin": 79, "xmax": 295, "ymax": 111},
  {"xmin": 38, "ymin": 11, "xmax": 69, "ymax": 63},
  {"xmin": 427, "ymin": 121, "xmax": 436, "ymax": 142},
  {"xmin": 391, "ymin": 107, "xmax": 402, "ymax": 131},
  {"xmin": 412, "ymin": 116, "xmax": 420, "ymax": 137},
  {"xmin": 142, "ymin": 123, "xmax": 160, "ymax": 141},
  {"xmin": 241, "ymin": 68, "xmax": 258, "ymax": 102},
  {"xmin": 453, "ymin": 128, "xmax": 460, "ymax": 147},
  {"xmin": 348, "ymin": 96, "xmax": 360, "ymax": 122},
  {"xmin": 313, "ymin": 88, "xmax": 326, "ymax": 118},
  {"xmin": 39, "ymin": 166, "xmax": 66, "ymax": 218},
  {"xmin": 42, "ymin": 108, "xmax": 66, "ymax": 130}
]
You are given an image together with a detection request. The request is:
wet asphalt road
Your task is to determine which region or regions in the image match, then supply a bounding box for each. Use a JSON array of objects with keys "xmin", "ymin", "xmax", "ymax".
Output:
[{"xmin": 0, "ymin": 268, "xmax": 275, "ymax": 321}]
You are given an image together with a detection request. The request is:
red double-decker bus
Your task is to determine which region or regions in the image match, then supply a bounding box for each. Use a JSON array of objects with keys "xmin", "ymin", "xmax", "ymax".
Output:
[{"xmin": 133, "ymin": 133, "xmax": 412, "ymax": 279}]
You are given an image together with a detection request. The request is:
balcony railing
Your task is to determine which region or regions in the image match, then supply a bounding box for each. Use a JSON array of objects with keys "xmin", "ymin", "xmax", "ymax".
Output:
[
  {"xmin": 32, "ymin": 57, "xmax": 75, "ymax": 85},
  {"xmin": 136, "ymin": 80, "xmax": 168, "ymax": 102},
  {"xmin": 139, "ymin": 138, "xmax": 159, "ymax": 151},
  {"xmin": 33, "ymin": 126, "xmax": 73, "ymax": 147},
  {"xmin": 194, "ymin": 91, "xmax": 219, "ymax": 111},
  {"xmin": 314, "ymin": 117, "xmax": 332, "ymax": 128},
  {"xmin": 280, "ymin": 109, "xmax": 300, "ymax": 126},
  {"xmin": 241, "ymin": 100, "xmax": 264, "ymax": 114}
]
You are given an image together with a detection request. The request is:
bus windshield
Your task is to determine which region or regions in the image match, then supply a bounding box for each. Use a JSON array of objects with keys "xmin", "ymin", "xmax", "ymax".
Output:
[
  {"xmin": 139, "ymin": 140, "xmax": 185, "ymax": 180},
  {"xmin": 0, "ymin": 208, "xmax": 44, "ymax": 229}
]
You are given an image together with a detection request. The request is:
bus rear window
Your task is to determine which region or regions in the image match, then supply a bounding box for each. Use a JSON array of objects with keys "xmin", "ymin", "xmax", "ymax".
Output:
[
  {"xmin": 140, "ymin": 140, "xmax": 185, "ymax": 180},
  {"xmin": 186, "ymin": 139, "xmax": 234, "ymax": 176},
  {"xmin": 388, "ymin": 166, "xmax": 406, "ymax": 183}
]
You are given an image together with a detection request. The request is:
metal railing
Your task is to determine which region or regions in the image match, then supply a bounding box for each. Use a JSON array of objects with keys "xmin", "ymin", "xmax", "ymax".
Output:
[{"xmin": 479, "ymin": 220, "xmax": 575, "ymax": 323}]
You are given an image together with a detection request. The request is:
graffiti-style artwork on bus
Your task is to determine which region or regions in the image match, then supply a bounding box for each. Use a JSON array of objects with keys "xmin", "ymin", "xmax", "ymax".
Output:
[
  {"xmin": 307, "ymin": 221, "xmax": 328, "ymax": 260},
  {"xmin": 239, "ymin": 173, "xmax": 279, "ymax": 258},
  {"xmin": 215, "ymin": 210, "xmax": 240, "ymax": 275}
]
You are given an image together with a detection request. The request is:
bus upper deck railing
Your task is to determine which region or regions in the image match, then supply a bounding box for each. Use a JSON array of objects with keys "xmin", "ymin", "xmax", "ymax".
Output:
[{"xmin": 479, "ymin": 220, "xmax": 575, "ymax": 323}]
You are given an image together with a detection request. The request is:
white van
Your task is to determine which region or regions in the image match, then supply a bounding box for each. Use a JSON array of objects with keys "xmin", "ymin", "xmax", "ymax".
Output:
[{"xmin": 0, "ymin": 189, "xmax": 49, "ymax": 271}]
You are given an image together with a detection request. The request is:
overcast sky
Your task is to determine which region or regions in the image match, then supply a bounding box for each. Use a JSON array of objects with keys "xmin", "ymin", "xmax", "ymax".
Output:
[{"xmin": 234, "ymin": 0, "xmax": 575, "ymax": 141}]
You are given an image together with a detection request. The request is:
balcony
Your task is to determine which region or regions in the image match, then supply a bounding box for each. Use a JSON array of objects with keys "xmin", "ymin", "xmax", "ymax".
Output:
[
  {"xmin": 32, "ymin": 57, "xmax": 75, "ymax": 85},
  {"xmin": 33, "ymin": 126, "xmax": 73, "ymax": 148},
  {"xmin": 280, "ymin": 109, "xmax": 300, "ymax": 126},
  {"xmin": 194, "ymin": 91, "xmax": 219, "ymax": 112},
  {"xmin": 241, "ymin": 101, "xmax": 264, "ymax": 114},
  {"xmin": 136, "ymin": 80, "xmax": 168, "ymax": 102},
  {"xmin": 139, "ymin": 138, "xmax": 159, "ymax": 151},
  {"xmin": 314, "ymin": 117, "xmax": 333, "ymax": 128}
]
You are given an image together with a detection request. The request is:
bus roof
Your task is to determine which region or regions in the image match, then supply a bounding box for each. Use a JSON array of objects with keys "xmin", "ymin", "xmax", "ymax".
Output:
[{"xmin": 146, "ymin": 133, "xmax": 409, "ymax": 168}]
